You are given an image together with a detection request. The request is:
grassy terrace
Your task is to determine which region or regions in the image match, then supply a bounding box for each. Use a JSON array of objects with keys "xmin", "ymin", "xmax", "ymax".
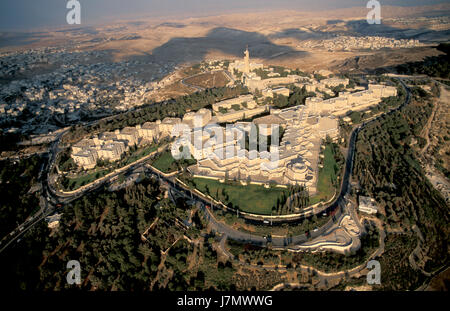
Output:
[
  {"xmin": 309, "ymin": 143, "xmax": 339, "ymax": 205},
  {"xmin": 190, "ymin": 142, "xmax": 342, "ymax": 214},
  {"xmin": 122, "ymin": 144, "xmax": 158, "ymax": 165},
  {"xmin": 64, "ymin": 168, "xmax": 111, "ymax": 190},
  {"xmin": 151, "ymin": 150, "xmax": 177, "ymax": 173},
  {"xmin": 192, "ymin": 177, "xmax": 289, "ymax": 215},
  {"xmin": 151, "ymin": 150, "xmax": 197, "ymax": 174}
]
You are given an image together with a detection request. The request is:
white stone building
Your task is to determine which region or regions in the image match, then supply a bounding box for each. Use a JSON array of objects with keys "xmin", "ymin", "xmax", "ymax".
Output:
[{"xmin": 358, "ymin": 196, "xmax": 379, "ymax": 214}]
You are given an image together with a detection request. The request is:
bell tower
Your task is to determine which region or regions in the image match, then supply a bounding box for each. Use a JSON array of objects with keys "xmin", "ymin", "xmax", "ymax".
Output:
[{"xmin": 244, "ymin": 46, "xmax": 250, "ymax": 74}]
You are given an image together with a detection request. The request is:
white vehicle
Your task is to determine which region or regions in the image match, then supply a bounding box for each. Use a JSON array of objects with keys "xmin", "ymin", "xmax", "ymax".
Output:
[{"xmin": 313, "ymin": 228, "xmax": 319, "ymax": 232}]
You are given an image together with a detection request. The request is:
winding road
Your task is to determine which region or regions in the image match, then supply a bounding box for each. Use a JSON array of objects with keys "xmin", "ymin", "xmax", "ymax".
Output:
[{"xmin": 1, "ymin": 77, "xmax": 411, "ymax": 258}]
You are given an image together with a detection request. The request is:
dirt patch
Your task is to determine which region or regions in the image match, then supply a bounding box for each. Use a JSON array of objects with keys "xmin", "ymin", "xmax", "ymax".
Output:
[
  {"xmin": 425, "ymin": 267, "xmax": 450, "ymax": 291},
  {"xmin": 183, "ymin": 71, "xmax": 230, "ymax": 89}
]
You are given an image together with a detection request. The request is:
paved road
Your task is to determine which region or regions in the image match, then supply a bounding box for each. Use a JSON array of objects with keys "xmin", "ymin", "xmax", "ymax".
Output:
[
  {"xmin": 165, "ymin": 173, "xmax": 347, "ymax": 248},
  {"xmin": 0, "ymin": 76, "xmax": 425, "ymax": 290},
  {"xmin": 163, "ymin": 78, "xmax": 412, "ymax": 247},
  {"xmin": 215, "ymin": 215, "xmax": 387, "ymax": 290},
  {"xmin": 0, "ymin": 77, "xmax": 412, "ymax": 254}
]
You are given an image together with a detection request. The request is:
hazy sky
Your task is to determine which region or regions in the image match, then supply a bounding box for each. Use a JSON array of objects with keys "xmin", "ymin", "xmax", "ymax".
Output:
[{"xmin": 0, "ymin": 0, "xmax": 448, "ymax": 31}]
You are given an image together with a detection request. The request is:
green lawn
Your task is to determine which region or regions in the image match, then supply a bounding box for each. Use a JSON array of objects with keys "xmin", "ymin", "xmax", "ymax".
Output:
[
  {"xmin": 123, "ymin": 144, "xmax": 158, "ymax": 166},
  {"xmin": 310, "ymin": 144, "xmax": 338, "ymax": 204},
  {"xmin": 65, "ymin": 168, "xmax": 111, "ymax": 190},
  {"xmin": 192, "ymin": 143, "xmax": 340, "ymax": 213},
  {"xmin": 151, "ymin": 150, "xmax": 179, "ymax": 173},
  {"xmin": 192, "ymin": 177, "xmax": 289, "ymax": 215},
  {"xmin": 151, "ymin": 150, "xmax": 197, "ymax": 174}
]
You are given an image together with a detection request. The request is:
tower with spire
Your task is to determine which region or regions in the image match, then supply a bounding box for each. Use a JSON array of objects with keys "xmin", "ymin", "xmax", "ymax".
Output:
[{"xmin": 244, "ymin": 46, "xmax": 250, "ymax": 75}]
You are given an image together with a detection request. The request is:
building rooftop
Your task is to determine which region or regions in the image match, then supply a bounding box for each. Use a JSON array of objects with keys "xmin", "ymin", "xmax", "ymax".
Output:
[{"xmin": 253, "ymin": 114, "xmax": 287, "ymax": 126}]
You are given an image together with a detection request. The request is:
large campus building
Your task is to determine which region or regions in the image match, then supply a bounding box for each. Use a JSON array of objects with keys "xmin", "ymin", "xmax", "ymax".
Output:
[
  {"xmin": 71, "ymin": 48, "xmax": 398, "ymax": 194},
  {"xmin": 229, "ymin": 48, "xmax": 309, "ymax": 92},
  {"xmin": 305, "ymin": 84, "xmax": 397, "ymax": 117},
  {"xmin": 71, "ymin": 117, "xmax": 177, "ymax": 170},
  {"xmin": 186, "ymin": 103, "xmax": 339, "ymax": 193}
]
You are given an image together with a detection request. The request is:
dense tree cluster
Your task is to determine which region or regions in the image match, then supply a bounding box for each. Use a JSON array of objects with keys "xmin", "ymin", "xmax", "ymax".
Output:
[
  {"xmin": 0, "ymin": 130, "xmax": 28, "ymax": 152},
  {"xmin": 376, "ymin": 233, "xmax": 425, "ymax": 290},
  {"xmin": 396, "ymin": 43, "xmax": 450, "ymax": 79},
  {"xmin": 1, "ymin": 173, "xmax": 241, "ymax": 291},
  {"xmin": 62, "ymin": 85, "xmax": 249, "ymax": 144},
  {"xmin": 0, "ymin": 157, "xmax": 42, "ymax": 238},
  {"xmin": 354, "ymin": 93, "xmax": 449, "ymax": 285},
  {"xmin": 275, "ymin": 184, "xmax": 310, "ymax": 215},
  {"xmin": 39, "ymin": 177, "xmax": 162, "ymax": 290},
  {"xmin": 269, "ymin": 85, "xmax": 315, "ymax": 109}
]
